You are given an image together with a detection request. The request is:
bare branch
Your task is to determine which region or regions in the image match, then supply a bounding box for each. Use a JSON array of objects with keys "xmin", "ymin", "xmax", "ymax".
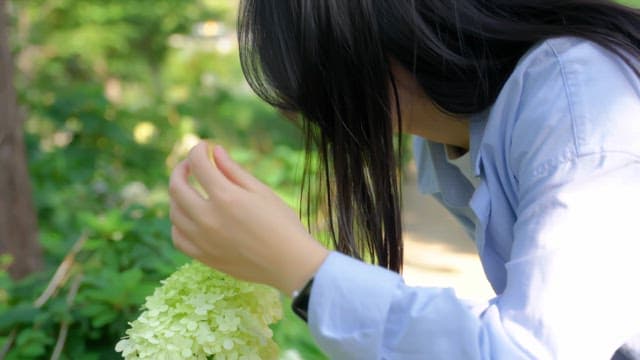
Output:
[
  {"xmin": 0, "ymin": 329, "xmax": 16, "ymax": 360},
  {"xmin": 50, "ymin": 273, "xmax": 83, "ymax": 360},
  {"xmin": 34, "ymin": 232, "xmax": 87, "ymax": 308}
]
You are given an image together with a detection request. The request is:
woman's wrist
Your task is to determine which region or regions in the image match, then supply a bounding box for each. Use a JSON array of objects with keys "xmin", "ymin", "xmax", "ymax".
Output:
[{"xmin": 278, "ymin": 239, "xmax": 329, "ymax": 296}]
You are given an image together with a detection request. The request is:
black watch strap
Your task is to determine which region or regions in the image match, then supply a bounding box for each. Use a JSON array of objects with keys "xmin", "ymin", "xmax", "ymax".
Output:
[{"xmin": 291, "ymin": 278, "xmax": 314, "ymax": 322}]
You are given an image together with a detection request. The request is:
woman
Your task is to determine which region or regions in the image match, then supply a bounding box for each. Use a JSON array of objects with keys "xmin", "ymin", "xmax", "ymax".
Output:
[{"xmin": 168, "ymin": 0, "xmax": 640, "ymax": 358}]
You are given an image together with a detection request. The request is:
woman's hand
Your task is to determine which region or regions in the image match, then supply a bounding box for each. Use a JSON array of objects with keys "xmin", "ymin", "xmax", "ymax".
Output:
[{"xmin": 168, "ymin": 141, "xmax": 329, "ymax": 295}]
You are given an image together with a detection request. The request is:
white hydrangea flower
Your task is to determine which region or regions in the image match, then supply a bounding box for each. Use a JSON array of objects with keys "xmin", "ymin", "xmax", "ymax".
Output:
[{"xmin": 116, "ymin": 261, "xmax": 282, "ymax": 359}]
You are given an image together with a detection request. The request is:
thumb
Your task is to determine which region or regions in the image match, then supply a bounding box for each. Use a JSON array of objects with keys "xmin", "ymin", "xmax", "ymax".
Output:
[{"xmin": 212, "ymin": 145, "xmax": 263, "ymax": 191}]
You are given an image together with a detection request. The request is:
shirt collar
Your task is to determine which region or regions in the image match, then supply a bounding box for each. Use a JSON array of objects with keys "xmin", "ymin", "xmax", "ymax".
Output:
[
  {"xmin": 412, "ymin": 108, "xmax": 489, "ymax": 203},
  {"xmin": 469, "ymin": 108, "xmax": 490, "ymax": 177}
]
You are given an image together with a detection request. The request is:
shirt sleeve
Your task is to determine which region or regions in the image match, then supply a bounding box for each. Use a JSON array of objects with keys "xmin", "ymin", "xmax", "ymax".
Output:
[{"xmin": 308, "ymin": 152, "xmax": 640, "ymax": 359}]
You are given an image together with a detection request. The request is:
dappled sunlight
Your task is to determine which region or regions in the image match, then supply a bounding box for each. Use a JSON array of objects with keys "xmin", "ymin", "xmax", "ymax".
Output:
[
  {"xmin": 166, "ymin": 133, "xmax": 201, "ymax": 169},
  {"xmin": 132, "ymin": 121, "xmax": 157, "ymax": 145}
]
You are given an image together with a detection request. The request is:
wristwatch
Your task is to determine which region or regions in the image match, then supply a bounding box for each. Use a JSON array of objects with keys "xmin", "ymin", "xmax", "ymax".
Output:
[{"xmin": 291, "ymin": 278, "xmax": 314, "ymax": 322}]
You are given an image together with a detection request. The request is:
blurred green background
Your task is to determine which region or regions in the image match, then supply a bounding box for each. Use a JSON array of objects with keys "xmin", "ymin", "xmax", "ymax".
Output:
[
  {"xmin": 1, "ymin": 0, "xmax": 639, "ymax": 359},
  {"xmin": 1, "ymin": 0, "xmax": 325, "ymax": 359}
]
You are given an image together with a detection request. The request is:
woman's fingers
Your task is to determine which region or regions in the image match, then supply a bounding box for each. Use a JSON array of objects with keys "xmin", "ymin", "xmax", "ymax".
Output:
[
  {"xmin": 169, "ymin": 160, "xmax": 208, "ymax": 217},
  {"xmin": 169, "ymin": 199, "xmax": 198, "ymax": 234},
  {"xmin": 171, "ymin": 225, "xmax": 204, "ymax": 259},
  {"xmin": 188, "ymin": 142, "xmax": 233, "ymax": 197},
  {"xmin": 212, "ymin": 145, "xmax": 263, "ymax": 191}
]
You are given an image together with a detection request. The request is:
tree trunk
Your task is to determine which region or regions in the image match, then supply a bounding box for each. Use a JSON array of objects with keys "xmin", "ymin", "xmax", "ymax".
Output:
[{"xmin": 0, "ymin": 0, "xmax": 42, "ymax": 280}]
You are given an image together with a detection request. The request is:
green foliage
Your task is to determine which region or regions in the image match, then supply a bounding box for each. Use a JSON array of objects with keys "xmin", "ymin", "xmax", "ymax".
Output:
[
  {"xmin": 619, "ymin": 0, "xmax": 640, "ymax": 7},
  {"xmin": 3, "ymin": 0, "xmax": 323, "ymax": 358}
]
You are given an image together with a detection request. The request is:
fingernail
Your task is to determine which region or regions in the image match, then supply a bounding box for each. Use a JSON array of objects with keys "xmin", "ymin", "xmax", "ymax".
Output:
[{"xmin": 213, "ymin": 145, "xmax": 226, "ymax": 158}]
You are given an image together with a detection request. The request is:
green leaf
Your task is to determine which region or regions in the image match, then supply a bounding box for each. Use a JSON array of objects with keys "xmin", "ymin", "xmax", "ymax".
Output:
[
  {"xmin": 15, "ymin": 328, "xmax": 52, "ymax": 357},
  {"xmin": 90, "ymin": 310, "xmax": 118, "ymax": 328},
  {"xmin": 0, "ymin": 304, "xmax": 39, "ymax": 331}
]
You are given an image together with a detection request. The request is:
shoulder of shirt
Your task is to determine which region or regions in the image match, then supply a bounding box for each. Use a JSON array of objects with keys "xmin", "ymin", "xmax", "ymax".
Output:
[
  {"xmin": 493, "ymin": 36, "xmax": 640, "ymax": 180},
  {"xmin": 516, "ymin": 36, "xmax": 627, "ymax": 75}
]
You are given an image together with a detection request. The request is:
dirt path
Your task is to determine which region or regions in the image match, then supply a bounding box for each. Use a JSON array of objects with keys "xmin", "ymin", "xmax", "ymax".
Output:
[{"xmin": 401, "ymin": 163, "xmax": 495, "ymax": 301}]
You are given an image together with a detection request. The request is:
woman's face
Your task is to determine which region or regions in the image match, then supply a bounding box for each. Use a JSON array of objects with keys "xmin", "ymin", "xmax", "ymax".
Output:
[
  {"xmin": 389, "ymin": 60, "xmax": 470, "ymax": 150},
  {"xmin": 277, "ymin": 60, "xmax": 470, "ymax": 151}
]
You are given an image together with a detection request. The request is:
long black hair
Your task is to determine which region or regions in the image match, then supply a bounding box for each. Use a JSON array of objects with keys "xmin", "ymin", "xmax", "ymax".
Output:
[{"xmin": 238, "ymin": 0, "xmax": 640, "ymax": 272}]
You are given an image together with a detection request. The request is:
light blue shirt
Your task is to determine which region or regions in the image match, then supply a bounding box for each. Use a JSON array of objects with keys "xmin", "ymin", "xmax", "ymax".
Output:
[{"xmin": 307, "ymin": 37, "xmax": 640, "ymax": 359}]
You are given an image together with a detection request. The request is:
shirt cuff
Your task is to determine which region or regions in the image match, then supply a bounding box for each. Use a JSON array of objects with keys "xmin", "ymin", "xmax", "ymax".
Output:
[{"xmin": 307, "ymin": 251, "xmax": 403, "ymax": 358}]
